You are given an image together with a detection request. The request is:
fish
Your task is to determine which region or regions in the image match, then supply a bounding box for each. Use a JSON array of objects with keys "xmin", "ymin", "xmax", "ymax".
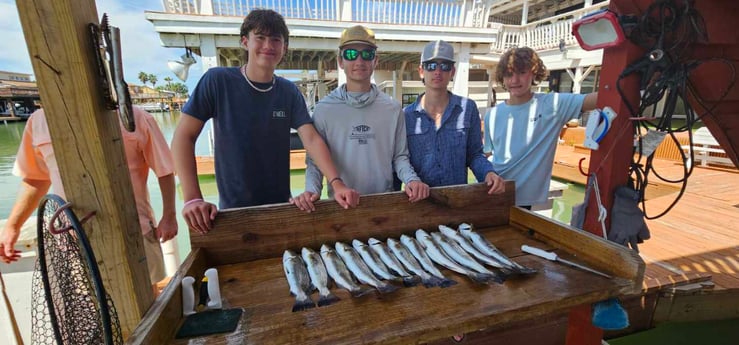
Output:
[
  {"xmin": 399, "ymin": 235, "xmax": 457, "ymax": 288},
  {"xmin": 352, "ymin": 239, "xmax": 417, "ymax": 287},
  {"xmin": 438, "ymin": 225, "xmax": 513, "ymax": 271},
  {"xmin": 301, "ymin": 247, "xmax": 340, "ymax": 307},
  {"xmin": 319, "ymin": 244, "xmax": 374, "ymax": 298},
  {"xmin": 458, "ymin": 223, "xmax": 537, "ymax": 275},
  {"xmin": 431, "ymin": 231, "xmax": 506, "ymax": 284},
  {"xmin": 415, "ymin": 229, "xmax": 496, "ymax": 285},
  {"xmin": 367, "ymin": 238, "xmax": 422, "ymax": 287},
  {"xmin": 387, "ymin": 238, "xmax": 449, "ymax": 288},
  {"xmin": 335, "ymin": 242, "xmax": 399, "ymax": 294},
  {"xmin": 282, "ymin": 250, "xmax": 316, "ymax": 312}
]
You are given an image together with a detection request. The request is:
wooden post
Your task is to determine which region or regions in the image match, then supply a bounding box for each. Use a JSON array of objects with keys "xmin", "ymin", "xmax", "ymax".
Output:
[
  {"xmin": 1, "ymin": 272, "xmax": 23, "ymax": 345},
  {"xmin": 15, "ymin": 0, "xmax": 153, "ymax": 336}
]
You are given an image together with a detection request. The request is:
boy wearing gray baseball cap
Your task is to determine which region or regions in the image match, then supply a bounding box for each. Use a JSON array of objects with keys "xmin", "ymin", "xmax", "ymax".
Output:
[{"xmin": 401, "ymin": 40, "xmax": 505, "ymax": 195}]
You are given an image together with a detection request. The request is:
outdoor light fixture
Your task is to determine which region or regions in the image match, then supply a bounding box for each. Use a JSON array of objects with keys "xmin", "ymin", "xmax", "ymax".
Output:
[
  {"xmin": 572, "ymin": 9, "xmax": 625, "ymax": 51},
  {"xmin": 168, "ymin": 48, "xmax": 196, "ymax": 82}
]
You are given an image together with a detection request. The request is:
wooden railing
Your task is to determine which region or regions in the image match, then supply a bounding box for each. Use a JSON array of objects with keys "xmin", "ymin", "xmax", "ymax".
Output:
[
  {"xmin": 162, "ymin": 0, "xmax": 488, "ymax": 27},
  {"xmin": 158, "ymin": 0, "xmax": 609, "ymax": 50},
  {"xmin": 491, "ymin": 1, "xmax": 609, "ymax": 52}
]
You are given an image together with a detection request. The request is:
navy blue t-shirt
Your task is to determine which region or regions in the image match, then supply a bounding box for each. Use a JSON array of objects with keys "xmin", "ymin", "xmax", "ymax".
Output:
[{"xmin": 182, "ymin": 67, "xmax": 312, "ymax": 209}]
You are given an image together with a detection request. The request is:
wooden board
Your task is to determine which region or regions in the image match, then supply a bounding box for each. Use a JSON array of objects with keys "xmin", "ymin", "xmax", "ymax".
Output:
[
  {"xmin": 194, "ymin": 182, "xmax": 515, "ymax": 266},
  {"xmin": 127, "ymin": 183, "xmax": 643, "ymax": 344}
]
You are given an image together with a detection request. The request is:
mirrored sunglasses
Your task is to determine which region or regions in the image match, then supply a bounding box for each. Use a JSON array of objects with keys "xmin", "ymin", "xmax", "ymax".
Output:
[
  {"xmin": 342, "ymin": 48, "xmax": 376, "ymax": 61},
  {"xmin": 423, "ymin": 61, "xmax": 453, "ymax": 72}
]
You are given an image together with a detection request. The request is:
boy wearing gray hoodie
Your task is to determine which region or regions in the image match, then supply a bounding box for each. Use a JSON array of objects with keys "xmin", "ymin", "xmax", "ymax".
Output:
[{"xmin": 291, "ymin": 25, "xmax": 429, "ymax": 212}]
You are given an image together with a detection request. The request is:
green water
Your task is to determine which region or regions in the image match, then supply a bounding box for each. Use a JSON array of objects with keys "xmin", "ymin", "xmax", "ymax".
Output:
[
  {"xmin": 608, "ymin": 318, "xmax": 739, "ymax": 345},
  {"xmin": 0, "ymin": 112, "xmax": 587, "ymax": 261},
  {"xmin": 0, "ymin": 111, "xmax": 213, "ymax": 260},
  {"xmin": 0, "ymin": 121, "xmax": 26, "ymax": 217}
]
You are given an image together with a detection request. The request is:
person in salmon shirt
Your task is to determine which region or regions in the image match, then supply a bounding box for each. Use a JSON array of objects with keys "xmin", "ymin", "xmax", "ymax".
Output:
[{"xmin": 0, "ymin": 107, "xmax": 176, "ymax": 294}]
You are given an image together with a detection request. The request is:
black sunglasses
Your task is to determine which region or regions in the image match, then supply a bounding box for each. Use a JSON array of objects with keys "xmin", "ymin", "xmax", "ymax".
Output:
[
  {"xmin": 423, "ymin": 61, "xmax": 454, "ymax": 72},
  {"xmin": 342, "ymin": 48, "xmax": 376, "ymax": 61}
]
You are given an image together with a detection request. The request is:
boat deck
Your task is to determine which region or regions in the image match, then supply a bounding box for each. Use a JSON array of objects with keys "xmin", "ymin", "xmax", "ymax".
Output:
[{"xmin": 553, "ymin": 143, "xmax": 739, "ymax": 293}]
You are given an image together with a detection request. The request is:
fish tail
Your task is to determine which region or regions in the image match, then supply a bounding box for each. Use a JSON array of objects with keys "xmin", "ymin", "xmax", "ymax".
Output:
[
  {"xmin": 350, "ymin": 286, "xmax": 376, "ymax": 298},
  {"xmin": 317, "ymin": 292, "xmax": 340, "ymax": 307},
  {"xmin": 514, "ymin": 265, "xmax": 538, "ymax": 275},
  {"xmin": 499, "ymin": 267, "xmax": 516, "ymax": 276},
  {"xmin": 439, "ymin": 277, "xmax": 458, "ymax": 288},
  {"xmin": 376, "ymin": 282, "xmax": 399, "ymax": 294},
  {"xmin": 468, "ymin": 273, "xmax": 496, "ymax": 285},
  {"xmin": 402, "ymin": 275, "xmax": 421, "ymax": 287},
  {"xmin": 292, "ymin": 296, "xmax": 316, "ymax": 312},
  {"xmin": 420, "ymin": 275, "xmax": 439, "ymax": 288},
  {"xmin": 488, "ymin": 270, "xmax": 507, "ymax": 284}
]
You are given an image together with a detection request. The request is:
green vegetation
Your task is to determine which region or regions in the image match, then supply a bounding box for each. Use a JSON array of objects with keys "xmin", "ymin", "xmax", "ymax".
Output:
[{"xmin": 138, "ymin": 71, "xmax": 189, "ymax": 95}]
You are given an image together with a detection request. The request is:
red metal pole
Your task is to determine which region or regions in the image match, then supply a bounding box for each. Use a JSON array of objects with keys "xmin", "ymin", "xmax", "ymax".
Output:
[
  {"xmin": 582, "ymin": 1, "xmax": 645, "ymax": 239},
  {"xmin": 566, "ymin": 2, "xmax": 646, "ymax": 344}
]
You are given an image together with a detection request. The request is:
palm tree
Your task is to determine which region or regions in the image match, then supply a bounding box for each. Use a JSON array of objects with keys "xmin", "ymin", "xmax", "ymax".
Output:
[
  {"xmin": 148, "ymin": 74, "xmax": 158, "ymax": 88},
  {"xmin": 164, "ymin": 76, "xmax": 172, "ymax": 88},
  {"xmin": 138, "ymin": 71, "xmax": 149, "ymax": 86}
]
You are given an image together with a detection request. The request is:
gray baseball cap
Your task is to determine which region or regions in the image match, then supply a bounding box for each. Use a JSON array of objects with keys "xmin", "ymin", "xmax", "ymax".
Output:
[{"xmin": 421, "ymin": 40, "xmax": 455, "ymax": 63}]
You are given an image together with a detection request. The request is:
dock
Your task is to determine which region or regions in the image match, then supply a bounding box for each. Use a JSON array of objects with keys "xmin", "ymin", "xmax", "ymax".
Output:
[
  {"xmin": 195, "ymin": 150, "xmax": 307, "ymax": 176},
  {"xmin": 551, "ymin": 134, "xmax": 739, "ymax": 337}
]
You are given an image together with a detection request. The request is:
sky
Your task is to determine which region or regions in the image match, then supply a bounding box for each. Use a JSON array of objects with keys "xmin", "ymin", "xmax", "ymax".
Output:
[{"xmin": 0, "ymin": 0, "xmax": 203, "ymax": 91}]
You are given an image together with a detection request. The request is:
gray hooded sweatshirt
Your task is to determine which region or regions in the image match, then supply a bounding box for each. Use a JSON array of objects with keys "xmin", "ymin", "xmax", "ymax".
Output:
[{"xmin": 305, "ymin": 84, "xmax": 420, "ymax": 197}]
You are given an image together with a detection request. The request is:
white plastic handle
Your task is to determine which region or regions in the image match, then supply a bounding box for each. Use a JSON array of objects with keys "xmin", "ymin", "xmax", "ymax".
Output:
[
  {"xmin": 204, "ymin": 268, "xmax": 222, "ymax": 309},
  {"xmin": 521, "ymin": 245, "xmax": 558, "ymax": 261},
  {"xmin": 181, "ymin": 276, "xmax": 196, "ymax": 316}
]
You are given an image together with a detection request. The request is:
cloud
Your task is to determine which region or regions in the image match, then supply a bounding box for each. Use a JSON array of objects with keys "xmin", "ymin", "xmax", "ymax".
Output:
[
  {"xmin": 0, "ymin": 0, "xmax": 202, "ymax": 90},
  {"xmin": 0, "ymin": 1, "xmax": 34, "ymax": 73}
]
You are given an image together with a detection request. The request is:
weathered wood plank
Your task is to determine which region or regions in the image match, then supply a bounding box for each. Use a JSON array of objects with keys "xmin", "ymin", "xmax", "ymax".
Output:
[
  {"xmin": 509, "ymin": 207, "xmax": 645, "ymax": 294},
  {"xmin": 126, "ymin": 248, "xmax": 208, "ymax": 345},
  {"xmin": 16, "ymin": 0, "xmax": 151, "ymax": 334},
  {"xmin": 653, "ymin": 288, "xmax": 739, "ymax": 323},
  {"xmin": 195, "ymin": 182, "xmax": 515, "ymax": 266},
  {"xmin": 172, "ymin": 226, "xmax": 630, "ymax": 345},
  {"xmin": 132, "ymin": 184, "xmax": 642, "ymax": 344}
]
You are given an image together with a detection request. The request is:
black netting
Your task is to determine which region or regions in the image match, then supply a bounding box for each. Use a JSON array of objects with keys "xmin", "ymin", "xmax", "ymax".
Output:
[{"xmin": 31, "ymin": 195, "xmax": 122, "ymax": 345}]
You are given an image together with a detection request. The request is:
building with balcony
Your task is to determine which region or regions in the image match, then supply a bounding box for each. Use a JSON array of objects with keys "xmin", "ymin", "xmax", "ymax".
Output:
[{"xmin": 146, "ymin": 0, "xmax": 607, "ymax": 112}]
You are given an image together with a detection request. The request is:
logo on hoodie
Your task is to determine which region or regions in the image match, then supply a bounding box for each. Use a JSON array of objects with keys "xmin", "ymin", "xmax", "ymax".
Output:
[{"xmin": 350, "ymin": 124, "xmax": 375, "ymax": 144}]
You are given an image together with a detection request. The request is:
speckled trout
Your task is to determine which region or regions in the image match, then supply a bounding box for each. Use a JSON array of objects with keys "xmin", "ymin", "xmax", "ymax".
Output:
[
  {"xmin": 282, "ymin": 250, "xmax": 316, "ymax": 312},
  {"xmin": 335, "ymin": 242, "xmax": 398, "ymax": 294},
  {"xmin": 301, "ymin": 247, "xmax": 340, "ymax": 307},
  {"xmin": 458, "ymin": 223, "xmax": 537, "ymax": 275},
  {"xmin": 320, "ymin": 244, "xmax": 374, "ymax": 298}
]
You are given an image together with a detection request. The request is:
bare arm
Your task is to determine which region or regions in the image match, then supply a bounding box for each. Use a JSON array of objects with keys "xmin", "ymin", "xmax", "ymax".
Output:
[
  {"xmin": 297, "ymin": 124, "xmax": 339, "ymax": 181},
  {"xmin": 155, "ymin": 173, "xmax": 178, "ymax": 242},
  {"xmin": 171, "ymin": 114, "xmax": 216, "ymax": 234},
  {"xmin": 1, "ymin": 179, "xmax": 50, "ymax": 263},
  {"xmin": 582, "ymin": 92, "xmax": 599, "ymax": 112},
  {"xmin": 172, "ymin": 114, "xmax": 205, "ymax": 202}
]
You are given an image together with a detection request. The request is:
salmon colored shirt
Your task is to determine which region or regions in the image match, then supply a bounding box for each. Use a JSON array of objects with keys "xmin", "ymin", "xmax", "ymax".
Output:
[{"xmin": 13, "ymin": 107, "xmax": 175, "ymax": 235}]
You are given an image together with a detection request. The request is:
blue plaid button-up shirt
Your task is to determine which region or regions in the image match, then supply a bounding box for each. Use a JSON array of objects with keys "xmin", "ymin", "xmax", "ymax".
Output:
[{"xmin": 403, "ymin": 92, "xmax": 494, "ymax": 187}]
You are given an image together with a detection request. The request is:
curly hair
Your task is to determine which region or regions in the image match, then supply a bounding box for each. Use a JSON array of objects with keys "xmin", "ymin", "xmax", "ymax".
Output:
[{"xmin": 495, "ymin": 47, "xmax": 548, "ymax": 88}]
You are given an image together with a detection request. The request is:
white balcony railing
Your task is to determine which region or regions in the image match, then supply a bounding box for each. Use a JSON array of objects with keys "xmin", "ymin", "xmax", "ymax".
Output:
[
  {"xmin": 159, "ymin": 0, "xmax": 609, "ymax": 51},
  {"xmin": 491, "ymin": 1, "xmax": 609, "ymax": 52},
  {"xmin": 162, "ymin": 0, "xmax": 488, "ymax": 27}
]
